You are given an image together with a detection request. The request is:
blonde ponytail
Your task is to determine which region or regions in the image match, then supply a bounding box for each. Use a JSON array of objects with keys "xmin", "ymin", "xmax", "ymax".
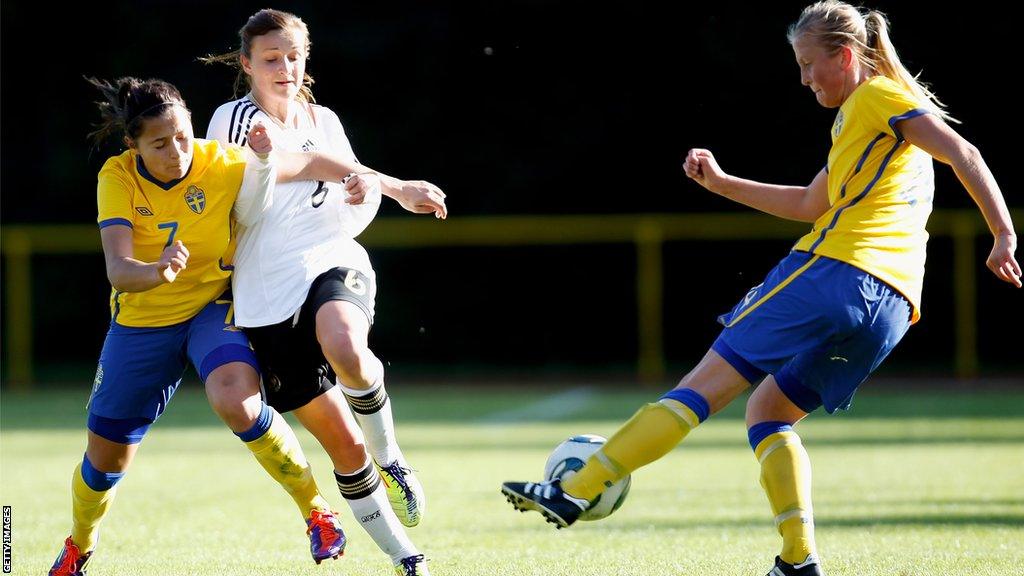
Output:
[
  {"xmin": 789, "ymin": 1, "xmax": 955, "ymax": 122},
  {"xmin": 863, "ymin": 10, "xmax": 955, "ymax": 122}
]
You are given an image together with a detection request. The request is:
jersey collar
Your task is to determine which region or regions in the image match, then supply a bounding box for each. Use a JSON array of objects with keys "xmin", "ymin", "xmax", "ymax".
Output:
[{"xmin": 136, "ymin": 155, "xmax": 193, "ymax": 191}]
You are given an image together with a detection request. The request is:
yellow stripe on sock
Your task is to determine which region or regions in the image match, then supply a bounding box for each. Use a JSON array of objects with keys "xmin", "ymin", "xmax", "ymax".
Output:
[
  {"xmin": 754, "ymin": 431, "xmax": 816, "ymax": 566},
  {"xmin": 562, "ymin": 401, "xmax": 699, "ymax": 502},
  {"xmin": 658, "ymin": 398, "xmax": 700, "ymax": 428},
  {"xmin": 591, "ymin": 451, "xmax": 626, "ymax": 478},
  {"xmin": 774, "ymin": 508, "xmax": 813, "ymax": 527},
  {"xmin": 756, "ymin": 435, "xmax": 801, "ymax": 465}
]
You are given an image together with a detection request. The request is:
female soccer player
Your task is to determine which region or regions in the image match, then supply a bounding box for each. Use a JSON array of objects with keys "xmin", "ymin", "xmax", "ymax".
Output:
[
  {"xmin": 502, "ymin": 3, "xmax": 1020, "ymax": 575},
  {"xmin": 203, "ymin": 9, "xmax": 446, "ymax": 576},
  {"xmin": 49, "ymin": 76, "xmax": 367, "ymax": 576}
]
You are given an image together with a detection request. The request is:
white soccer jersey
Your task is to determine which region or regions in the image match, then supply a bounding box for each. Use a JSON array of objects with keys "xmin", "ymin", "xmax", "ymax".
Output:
[{"xmin": 207, "ymin": 96, "xmax": 381, "ymax": 327}]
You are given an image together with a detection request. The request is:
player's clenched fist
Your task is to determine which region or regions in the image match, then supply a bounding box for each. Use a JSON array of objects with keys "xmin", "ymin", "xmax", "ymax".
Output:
[
  {"xmin": 683, "ymin": 148, "xmax": 728, "ymax": 194},
  {"xmin": 158, "ymin": 240, "xmax": 189, "ymax": 283},
  {"xmin": 247, "ymin": 122, "xmax": 272, "ymax": 157}
]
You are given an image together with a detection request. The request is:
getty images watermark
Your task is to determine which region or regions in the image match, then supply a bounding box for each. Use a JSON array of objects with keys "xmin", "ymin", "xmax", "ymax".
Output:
[{"xmin": 3, "ymin": 505, "xmax": 10, "ymax": 573}]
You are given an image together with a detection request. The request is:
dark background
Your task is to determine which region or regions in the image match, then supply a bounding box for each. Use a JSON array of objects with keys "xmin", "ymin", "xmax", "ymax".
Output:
[{"xmin": 1, "ymin": 1, "xmax": 1020, "ymax": 382}]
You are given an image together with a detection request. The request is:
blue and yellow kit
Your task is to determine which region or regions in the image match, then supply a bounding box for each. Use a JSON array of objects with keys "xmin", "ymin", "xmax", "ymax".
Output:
[
  {"xmin": 714, "ymin": 76, "xmax": 932, "ymax": 413},
  {"xmin": 794, "ymin": 75, "xmax": 933, "ymax": 322},
  {"xmin": 97, "ymin": 139, "xmax": 246, "ymax": 327}
]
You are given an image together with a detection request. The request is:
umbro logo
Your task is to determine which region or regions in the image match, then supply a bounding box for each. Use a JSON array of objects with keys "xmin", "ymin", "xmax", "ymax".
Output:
[{"xmin": 136, "ymin": 207, "xmax": 154, "ymax": 216}]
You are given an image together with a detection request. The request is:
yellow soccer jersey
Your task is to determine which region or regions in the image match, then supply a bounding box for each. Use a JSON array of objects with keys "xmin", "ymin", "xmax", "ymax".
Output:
[
  {"xmin": 97, "ymin": 139, "xmax": 246, "ymax": 327},
  {"xmin": 793, "ymin": 75, "xmax": 934, "ymax": 322}
]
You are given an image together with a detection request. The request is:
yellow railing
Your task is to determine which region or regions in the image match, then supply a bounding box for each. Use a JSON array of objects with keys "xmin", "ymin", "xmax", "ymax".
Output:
[{"xmin": 2, "ymin": 210, "xmax": 1012, "ymax": 386}]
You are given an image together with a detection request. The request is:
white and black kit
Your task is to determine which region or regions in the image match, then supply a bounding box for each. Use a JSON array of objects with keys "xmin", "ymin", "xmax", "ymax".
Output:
[{"xmin": 207, "ymin": 96, "xmax": 381, "ymax": 412}]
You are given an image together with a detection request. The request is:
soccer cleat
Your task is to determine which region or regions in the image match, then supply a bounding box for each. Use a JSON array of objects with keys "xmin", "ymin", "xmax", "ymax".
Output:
[
  {"xmin": 378, "ymin": 460, "xmax": 425, "ymax": 527},
  {"xmin": 766, "ymin": 555, "xmax": 823, "ymax": 576},
  {"xmin": 394, "ymin": 553, "xmax": 430, "ymax": 575},
  {"xmin": 501, "ymin": 479, "xmax": 590, "ymax": 528},
  {"xmin": 306, "ymin": 509, "xmax": 346, "ymax": 564},
  {"xmin": 49, "ymin": 537, "xmax": 92, "ymax": 576}
]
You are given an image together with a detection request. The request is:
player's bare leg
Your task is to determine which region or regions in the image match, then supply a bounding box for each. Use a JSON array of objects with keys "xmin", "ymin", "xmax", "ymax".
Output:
[
  {"xmin": 317, "ymin": 301, "xmax": 425, "ymax": 527},
  {"xmin": 296, "ymin": 388, "xmax": 425, "ymax": 567}
]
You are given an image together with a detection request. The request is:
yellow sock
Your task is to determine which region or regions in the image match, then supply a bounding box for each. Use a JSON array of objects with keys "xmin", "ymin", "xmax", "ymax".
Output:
[
  {"xmin": 562, "ymin": 400, "xmax": 698, "ymax": 501},
  {"xmin": 245, "ymin": 409, "xmax": 331, "ymax": 518},
  {"xmin": 70, "ymin": 464, "xmax": 116, "ymax": 553},
  {"xmin": 754, "ymin": 431, "xmax": 816, "ymax": 565}
]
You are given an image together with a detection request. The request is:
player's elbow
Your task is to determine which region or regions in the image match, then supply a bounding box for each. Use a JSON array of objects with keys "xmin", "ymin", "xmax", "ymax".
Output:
[
  {"xmin": 950, "ymin": 142, "xmax": 982, "ymax": 170},
  {"xmin": 104, "ymin": 260, "xmax": 144, "ymax": 293},
  {"xmin": 106, "ymin": 271, "xmax": 135, "ymax": 292},
  {"xmin": 106, "ymin": 274, "xmax": 130, "ymax": 293},
  {"xmin": 796, "ymin": 188, "xmax": 828, "ymax": 223},
  {"xmin": 104, "ymin": 261, "xmax": 126, "ymax": 291},
  {"xmin": 929, "ymin": 132, "xmax": 979, "ymax": 169}
]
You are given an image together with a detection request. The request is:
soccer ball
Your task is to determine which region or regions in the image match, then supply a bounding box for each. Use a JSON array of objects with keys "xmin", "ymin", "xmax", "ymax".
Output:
[{"xmin": 543, "ymin": 434, "xmax": 631, "ymax": 521}]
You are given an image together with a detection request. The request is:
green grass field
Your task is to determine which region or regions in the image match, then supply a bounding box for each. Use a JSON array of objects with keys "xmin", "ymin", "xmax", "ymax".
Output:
[{"xmin": 2, "ymin": 384, "xmax": 1022, "ymax": 575}]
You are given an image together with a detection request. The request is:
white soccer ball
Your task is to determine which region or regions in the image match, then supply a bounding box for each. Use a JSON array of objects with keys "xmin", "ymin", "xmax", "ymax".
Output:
[{"xmin": 543, "ymin": 434, "xmax": 631, "ymax": 521}]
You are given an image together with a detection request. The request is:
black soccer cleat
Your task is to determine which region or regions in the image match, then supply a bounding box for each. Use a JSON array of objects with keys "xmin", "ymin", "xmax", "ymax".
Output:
[
  {"xmin": 766, "ymin": 555, "xmax": 823, "ymax": 576},
  {"xmin": 501, "ymin": 479, "xmax": 590, "ymax": 528}
]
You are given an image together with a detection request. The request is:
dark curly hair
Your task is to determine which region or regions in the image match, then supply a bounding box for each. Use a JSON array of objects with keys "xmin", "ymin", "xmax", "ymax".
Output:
[{"xmin": 86, "ymin": 76, "xmax": 189, "ymax": 146}]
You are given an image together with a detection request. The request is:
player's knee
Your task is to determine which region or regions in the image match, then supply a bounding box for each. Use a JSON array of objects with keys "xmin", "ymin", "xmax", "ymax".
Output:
[
  {"xmin": 205, "ymin": 368, "xmax": 261, "ymax": 430},
  {"xmin": 333, "ymin": 441, "xmax": 370, "ymax": 473},
  {"xmin": 320, "ymin": 330, "xmax": 366, "ymax": 376},
  {"xmin": 745, "ymin": 386, "xmax": 781, "ymax": 427},
  {"xmin": 745, "ymin": 377, "xmax": 807, "ymax": 427},
  {"xmin": 744, "ymin": 391, "xmax": 763, "ymax": 427}
]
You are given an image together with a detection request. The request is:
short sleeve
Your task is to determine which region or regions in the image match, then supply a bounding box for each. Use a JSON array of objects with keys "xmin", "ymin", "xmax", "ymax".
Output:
[
  {"xmin": 97, "ymin": 159, "xmax": 135, "ymax": 229},
  {"xmin": 857, "ymin": 77, "xmax": 931, "ymax": 142},
  {"xmin": 215, "ymin": 143, "xmax": 249, "ymax": 175},
  {"xmin": 207, "ymin": 102, "xmax": 236, "ymax": 145},
  {"xmin": 207, "ymin": 100, "xmax": 262, "ymax": 146}
]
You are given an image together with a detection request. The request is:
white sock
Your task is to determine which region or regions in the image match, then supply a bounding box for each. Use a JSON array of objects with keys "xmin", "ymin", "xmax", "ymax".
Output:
[
  {"xmin": 339, "ymin": 378, "xmax": 402, "ymax": 466},
  {"xmin": 335, "ymin": 459, "xmax": 419, "ymax": 562}
]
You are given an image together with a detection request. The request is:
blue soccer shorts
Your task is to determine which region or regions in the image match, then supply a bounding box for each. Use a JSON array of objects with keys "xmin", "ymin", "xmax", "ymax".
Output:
[
  {"xmin": 87, "ymin": 293, "xmax": 259, "ymax": 443},
  {"xmin": 713, "ymin": 250, "xmax": 912, "ymax": 413}
]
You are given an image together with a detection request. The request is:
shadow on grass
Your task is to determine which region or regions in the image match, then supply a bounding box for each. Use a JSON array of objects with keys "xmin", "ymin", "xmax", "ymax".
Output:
[
  {"xmin": 605, "ymin": 513, "xmax": 1024, "ymax": 530},
  {"xmin": 3, "ymin": 386, "xmax": 1024, "ymax": 431},
  {"xmin": 405, "ymin": 435, "xmax": 1024, "ymax": 451},
  {"xmin": 907, "ymin": 498, "xmax": 1024, "ymax": 508}
]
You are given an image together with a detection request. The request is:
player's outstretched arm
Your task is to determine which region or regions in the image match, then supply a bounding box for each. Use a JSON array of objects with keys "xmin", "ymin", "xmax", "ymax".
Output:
[
  {"xmin": 683, "ymin": 148, "xmax": 829, "ymax": 223},
  {"xmin": 249, "ymin": 119, "xmax": 446, "ymax": 219},
  {"xmin": 238, "ymin": 122, "xmax": 360, "ymax": 190},
  {"xmin": 275, "ymin": 151, "xmax": 447, "ymax": 218},
  {"xmin": 898, "ymin": 114, "xmax": 1021, "ymax": 287},
  {"xmin": 272, "ymin": 147, "xmax": 368, "ymax": 185}
]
